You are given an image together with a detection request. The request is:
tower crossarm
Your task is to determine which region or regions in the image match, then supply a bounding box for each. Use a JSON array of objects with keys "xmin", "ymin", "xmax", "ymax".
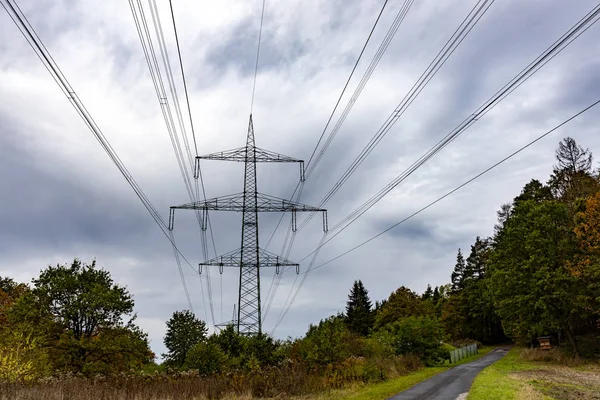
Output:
[
  {"xmin": 198, "ymin": 247, "xmax": 300, "ymax": 277},
  {"xmin": 198, "ymin": 146, "xmax": 302, "ymax": 163},
  {"xmin": 172, "ymin": 192, "xmax": 326, "ymax": 213}
]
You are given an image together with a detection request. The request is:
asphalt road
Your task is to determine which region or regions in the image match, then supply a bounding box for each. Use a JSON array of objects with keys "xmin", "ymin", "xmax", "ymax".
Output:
[{"xmin": 387, "ymin": 347, "xmax": 510, "ymax": 400}]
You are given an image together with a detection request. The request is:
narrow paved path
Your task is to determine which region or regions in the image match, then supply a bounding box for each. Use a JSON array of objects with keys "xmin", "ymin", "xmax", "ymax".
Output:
[{"xmin": 387, "ymin": 347, "xmax": 510, "ymax": 400}]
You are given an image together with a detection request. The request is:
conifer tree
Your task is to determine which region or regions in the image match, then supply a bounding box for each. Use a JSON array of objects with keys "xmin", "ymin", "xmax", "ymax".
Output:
[
  {"xmin": 451, "ymin": 249, "xmax": 466, "ymax": 291},
  {"xmin": 345, "ymin": 280, "xmax": 373, "ymax": 336},
  {"xmin": 422, "ymin": 284, "xmax": 433, "ymax": 300},
  {"xmin": 466, "ymin": 236, "xmax": 490, "ymax": 279}
]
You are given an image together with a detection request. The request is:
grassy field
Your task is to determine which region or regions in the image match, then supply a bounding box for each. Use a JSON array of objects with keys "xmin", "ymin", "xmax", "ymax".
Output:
[
  {"xmin": 468, "ymin": 347, "xmax": 600, "ymax": 400},
  {"xmin": 295, "ymin": 346, "xmax": 495, "ymax": 400}
]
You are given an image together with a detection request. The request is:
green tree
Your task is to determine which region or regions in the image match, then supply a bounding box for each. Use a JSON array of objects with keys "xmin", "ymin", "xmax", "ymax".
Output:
[
  {"xmin": 466, "ymin": 237, "xmax": 491, "ymax": 279},
  {"xmin": 184, "ymin": 341, "xmax": 226, "ymax": 375},
  {"xmin": 375, "ymin": 286, "xmax": 430, "ymax": 329},
  {"xmin": 451, "ymin": 249, "xmax": 466, "ymax": 291},
  {"xmin": 422, "ymin": 284, "xmax": 433, "ymax": 300},
  {"xmin": 345, "ymin": 280, "xmax": 374, "ymax": 336},
  {"xmin": 302, "ymin": 315, "xmax": 354, "ymax": 366},
  {"xmin": 32, "ymin": 259, "xmax": 134, "ymax": 342},
  {"xmin": 375, "ymin": 316, "xmax": 446, "ymax": 366},
  {"xmin": 209, "ymin": 324, "xmax": 243, "ymax": 360},
  {"xmin": 9, "ymin": 259, "xmax": 152, "ymax": 373},
  {"xmin": 0, "ymin": 277, "xmax": 28, "ymax": 328},
  {"xmin": 489, "ymin": 190, "xmax": 582, "ymax": 353},
  {"xmin": 163, "ymin": 310, "xmax": 207, "ymax": 368}
]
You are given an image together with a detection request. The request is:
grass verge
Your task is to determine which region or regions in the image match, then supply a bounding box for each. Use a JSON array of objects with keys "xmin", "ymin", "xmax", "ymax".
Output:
[
  {"xmin": 468, "ymin": 347, "xmax": 600, "ymax": 400},
  {"xmin": 299, "ymin": 346, "xmax": 495, "ymax": 400}
]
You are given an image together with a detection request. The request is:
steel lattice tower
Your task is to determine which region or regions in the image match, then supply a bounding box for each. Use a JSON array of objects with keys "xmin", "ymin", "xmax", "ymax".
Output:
[{"xmin": 169, "ymin": 115, "xmax": 327, "ymax": 334}]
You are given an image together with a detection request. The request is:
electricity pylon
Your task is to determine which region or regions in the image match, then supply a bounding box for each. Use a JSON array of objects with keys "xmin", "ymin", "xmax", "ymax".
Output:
[{"xmin": 169, "ymin": 115, "xmax": 327, "ymax": 335}]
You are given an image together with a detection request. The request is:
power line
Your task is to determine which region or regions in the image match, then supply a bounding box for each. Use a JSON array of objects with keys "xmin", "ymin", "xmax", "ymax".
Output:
[
  {"xmin": 272, "ymin": 2, "xmax": 600, "ymax": 331},
  {"xmin": 262, "ymin": 0, "xmax": 394, "ymax": 321},
  {"xmin": 305, "ymin": 97, "xmax": 600, "ymax": 274},
  {"xmin": 168, "ymin": 0, "xmax": 199, "ymax": 156},
  {"xmin": 250, "ymin": 0, "xmax": 266, "ymax": 113},
  {"xmin": 267, "ymin": 0, "xmax": 494, "ymax": 326},
  {"xmin": 272, "ymin": 97, "xmax": 600, "ymax": 333},
  {"xmin": 1, "ymin": 0, "xmax": 197, "ymax": 312},
  {"xmin": 130, "ymin": 0, "xmax": 222, "ymax": 326},
  {"xmin": 297, "ymin": 0, "xmax": 496, "ymax": 233},
  {"xmin": 297, "ymin": 1, "xmax": 600, "ymax": 263}
]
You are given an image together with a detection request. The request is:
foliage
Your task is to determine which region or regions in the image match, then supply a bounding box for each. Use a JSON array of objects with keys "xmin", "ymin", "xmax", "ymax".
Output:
[
  {"xmin": 451, "ymin": 249, "xmax": 466, "ymax": 292},
  {"xmin": 376, "ymin": 316, "xmax": 447, "ymax": 366},
  {"xmin": 163, "ymin": 310, "xmax": 207, "ymax": 368},
  {"xmin": 0, "ymin": 278, "xmax": 28, "ymax": 329},
  {"xmin": 0, "ymin": 327, "xmax": 50, "ymax": 382},
  {"xmin": 374, "ymin": 287, "xmax": 431, "ymax": 329},
  {"xmin": 442, "ymin": 240, "xmax": 505, "ymax": 344},
  {"xmin": 301, "ymin": 315, "xmax": 355, "ymax": 366},
  {"xmin": 6, "ymin": 259, "xmax": 152, "ymax": 374},
  {"xmin": 31, "ymin": 259, "xmax": 135, "ymax": 341},
  {"xmin": 184, "ymin": 341, "xmax": 226, "ymax": 376},
  {"xmin": 490, "ymin": 195, "xmax": 578, "ymax": 345},
  {"xmin": 345, "ymin": 280, "xmax": 374, "ymax": 336}
]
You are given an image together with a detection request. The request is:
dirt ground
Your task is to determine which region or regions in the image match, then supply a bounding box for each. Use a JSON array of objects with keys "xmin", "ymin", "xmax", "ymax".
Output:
[{"xmin": 512, "ymin": 365, "xmax": 600, "ymax": 400}]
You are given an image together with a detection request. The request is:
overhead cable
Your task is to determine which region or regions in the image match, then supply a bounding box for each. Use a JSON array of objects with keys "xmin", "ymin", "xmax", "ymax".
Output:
[{"xmin": 1, "ymin": 0, "xmax": 197, "ymax": 312}]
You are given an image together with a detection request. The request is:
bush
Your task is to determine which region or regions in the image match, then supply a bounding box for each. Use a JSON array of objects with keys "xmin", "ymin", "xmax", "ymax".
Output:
[
  {"xmin": 184, "ymin": 342, "xmax": 226, "ymax": 376},
  {"xmin": 300, "ymin": 316, "xmax": 355, "ymax": 367},
  {"xmin": 0, "ymin": 328, "xmax": 50, "ymax": 381},
  {"xmin": 377, "ymin": 316, "xmax": 447, "ymax": 366}
]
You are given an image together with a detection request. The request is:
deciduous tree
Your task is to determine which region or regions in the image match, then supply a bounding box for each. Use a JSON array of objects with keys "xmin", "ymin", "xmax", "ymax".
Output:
[{"xmin": 163, "ymin": 310, "xmax": 207, "ymax": 368}]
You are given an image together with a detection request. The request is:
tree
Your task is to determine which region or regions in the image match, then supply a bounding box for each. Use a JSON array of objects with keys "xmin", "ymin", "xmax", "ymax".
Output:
[
  {"xmin": 32, "ymin": 259, "xmax": 134, "ymax": 342},
  {"xmin": 163, "ymin": 310, "xmax": 207, "ymax": 368},
  {"xmin": 9, "ymin": 259, "xmax": 152, "ymax": 373},
  {"xmin": 443, "ymin": 238, "xmax": 504, "ymax": 344},
  {"xmin": 0, "ymin": 277, "xmax": 28, "ymax": 328},
  {"xmin": 184, "ymin": 341, "xmax": 226, "ymax": 375},
  {"xmin": 209, "ymin": 324, "xmax": 243, "ymax": 360},
  {"xmin": 549, "ymin": 138, "xmax": 599, "ymax": 207},
  {"xmin": 431, "ymin": 286, "xmax": 440, "ymax": 304},
  {"xmin": 451, "ymin": 249, "xmax": 466, "ymax": 291},
  {"xmin": 302, "ymin": 315, "xmax": 354, "ymax": 366},
  {"xmin": 345, "ymin": 280, "xmax": 374, "ymax": 336},
  {"xmin": 422, "ymin": 285, "xmax": 433, "ymax": 300},
  {"xmin": 466, "ymin": 237, "xmax": 491, "ymax": 279},
  {"xmin": 489, "ymin": 195, "xmax": 583, "ymax": 353},
  {"xmin": 555, "ymin": 137, "xmax": 592, "ymax": 174},
  {"xmin": 374, "ymin": 287, "xmax": 431, "ymax": 329},
  {"xmin": 375, "ymin": 316, "xmax": 446, "ymax": 366},
  {"xmin": 572, "ymin": 192, "xmax": 600, "ymax": 335},
  {"xmin": 494, "ymin": 203, "xmax": 513, "ymax": 236}
]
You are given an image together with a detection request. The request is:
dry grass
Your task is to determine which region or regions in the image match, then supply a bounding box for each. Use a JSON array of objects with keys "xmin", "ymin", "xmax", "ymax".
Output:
[{"xmin": 0, "ymin": 355, "xmax": 424, "ymax": 400}]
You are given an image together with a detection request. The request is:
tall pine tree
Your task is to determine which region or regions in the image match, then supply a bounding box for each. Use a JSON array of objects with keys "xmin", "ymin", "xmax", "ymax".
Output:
[
  {"xmin": 466, "ymin": 237, "xmax": 490, "ymax": 279},
  {"xmin": 451, "ymin": 249, "xmax": 466, "ymax": 292},
  {"xmin": 345, "ymin": 280, "xmax": 373, "ymax": 336}
]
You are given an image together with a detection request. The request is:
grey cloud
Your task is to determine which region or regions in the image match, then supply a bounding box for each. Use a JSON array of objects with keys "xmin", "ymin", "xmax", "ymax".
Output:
[{"xmin": 2, "ymin": 0, "xmax": 600, "ymax": 358}]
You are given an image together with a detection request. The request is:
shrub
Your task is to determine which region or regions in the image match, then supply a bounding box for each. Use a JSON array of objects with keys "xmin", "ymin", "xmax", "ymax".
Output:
[
  {"xmin": 377, "ymin": 316, "xmax": 447, "ymax": 366},
  {"xmin": 184, "ymin": 342, "xmax": 226, "ymax": 376}
]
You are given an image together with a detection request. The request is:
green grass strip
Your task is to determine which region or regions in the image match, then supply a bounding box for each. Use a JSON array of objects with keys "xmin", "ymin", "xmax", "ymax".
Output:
[{"xmin": 318, "ymin": 346, "xmax": 495, "ymax": 400}]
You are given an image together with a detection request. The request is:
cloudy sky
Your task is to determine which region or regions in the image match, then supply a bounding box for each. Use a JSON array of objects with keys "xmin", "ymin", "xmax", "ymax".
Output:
[{"xmin": 1, "ymin": 0, "xmax": 600, "ymax": 358}]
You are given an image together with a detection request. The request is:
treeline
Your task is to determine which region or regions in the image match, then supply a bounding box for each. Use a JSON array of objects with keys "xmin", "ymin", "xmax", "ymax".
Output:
[
  {"xmin": 1, "ymin": 137, "xmax": 598, "ymax": 396},
  {"xmin": 437, "ymin": 137, "xmax": 600, "ymax": 356}
]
